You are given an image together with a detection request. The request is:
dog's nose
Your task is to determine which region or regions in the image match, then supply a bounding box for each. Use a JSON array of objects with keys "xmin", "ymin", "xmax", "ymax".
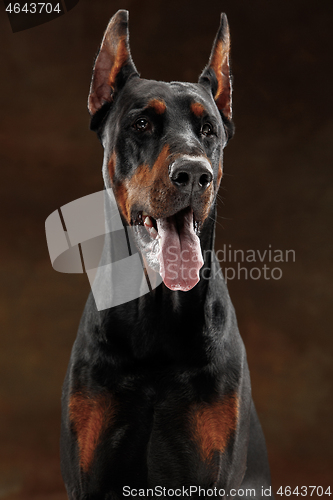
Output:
[{"xmin": 169, "ymin": 158, "xmax": 213, "ymax": 193}]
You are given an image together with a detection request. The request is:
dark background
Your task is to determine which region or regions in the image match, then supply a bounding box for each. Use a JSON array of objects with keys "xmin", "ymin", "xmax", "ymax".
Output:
[{"xmin": 0, "ymin": 0, "xmax": 332, "ymax": 498}]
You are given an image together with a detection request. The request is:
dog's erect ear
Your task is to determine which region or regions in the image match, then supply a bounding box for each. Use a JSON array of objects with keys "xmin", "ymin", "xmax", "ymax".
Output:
[
  {"xmin": 199, "ymin": 13, "xmax": 232, "ymax": 122},
  {"xmin": 88, "ymin": 10, "xmax": 139, "ymax": 117}
]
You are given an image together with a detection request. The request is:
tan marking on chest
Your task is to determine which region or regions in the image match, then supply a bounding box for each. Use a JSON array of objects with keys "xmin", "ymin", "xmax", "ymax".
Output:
[
  {"xmin": 69, "ymin": 391, "xmax": 117, "ymax": 473},
  {"xmin": 190, "ymin": 393, "xmax": 239, "ymax": 461}
]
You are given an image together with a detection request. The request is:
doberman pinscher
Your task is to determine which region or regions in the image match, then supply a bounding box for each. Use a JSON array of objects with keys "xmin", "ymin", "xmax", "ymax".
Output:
[{"xmin": 60, "ymin": 10, "xmax": 273, "ymax": 500}]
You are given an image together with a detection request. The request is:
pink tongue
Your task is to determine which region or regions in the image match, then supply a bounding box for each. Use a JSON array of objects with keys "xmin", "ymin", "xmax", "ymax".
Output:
[{"xmin": 156, "ymin": 209, "xmax": 204, "ymax": 291}]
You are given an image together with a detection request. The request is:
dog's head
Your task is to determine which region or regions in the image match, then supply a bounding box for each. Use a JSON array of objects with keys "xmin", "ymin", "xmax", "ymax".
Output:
[{"xmin": 88, "ymin": 10, "xmax": 233, "ymax": 292}]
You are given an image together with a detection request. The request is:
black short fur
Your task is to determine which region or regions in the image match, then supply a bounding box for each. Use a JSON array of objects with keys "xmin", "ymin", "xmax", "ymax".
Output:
[{"xmin": 60, "ymin": 10, "xmax": 274, "ymax": 500}]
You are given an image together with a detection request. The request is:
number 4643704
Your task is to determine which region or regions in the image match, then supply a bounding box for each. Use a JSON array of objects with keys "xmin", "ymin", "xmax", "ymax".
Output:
[
  {"xmin": 5, "ymin": 3, "xmax": 61, "ymax": 14},
  {"xmin": 277, "ymin": 486, "xmax": 331, "ymax": 496}
]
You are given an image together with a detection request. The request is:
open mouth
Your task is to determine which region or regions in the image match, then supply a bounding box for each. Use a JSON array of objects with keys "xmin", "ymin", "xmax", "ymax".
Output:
[
  {"xmin": 132, "ymin": 207, "xmax": 204, "ymax": 292},
  {"xmin": 135, "ymin": 211, "xmax": 159, "ymax": 239}
]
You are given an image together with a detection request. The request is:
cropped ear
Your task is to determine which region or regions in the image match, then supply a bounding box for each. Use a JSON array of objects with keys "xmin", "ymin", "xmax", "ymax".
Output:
[
  {"xmin": 199, "ymin": 13, "xmax": 232, "ymax": 124},
  {"xmin": 88, "ymin": 10, "xmax": 139, "ymax": 117}
]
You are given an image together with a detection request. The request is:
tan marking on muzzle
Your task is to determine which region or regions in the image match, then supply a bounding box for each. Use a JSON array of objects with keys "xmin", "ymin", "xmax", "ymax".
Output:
[
  {"xmin": 108, "ymin": 35, "xmax": 129, "ymax": 90},
  {"xmin": 190, "ymin": 102, "xmax": 206, "ymax": 117}
]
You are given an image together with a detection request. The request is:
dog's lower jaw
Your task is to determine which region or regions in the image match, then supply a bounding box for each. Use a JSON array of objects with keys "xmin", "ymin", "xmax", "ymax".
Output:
[{"xmin": 132, "ymin": 223, "xmax": 161, "ymax": 274}]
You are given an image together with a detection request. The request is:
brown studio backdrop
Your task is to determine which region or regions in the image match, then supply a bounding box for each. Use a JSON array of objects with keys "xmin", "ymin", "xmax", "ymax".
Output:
[{"xmin": 0, "ymin": 0, "xmax": 332, "ymax": 498}]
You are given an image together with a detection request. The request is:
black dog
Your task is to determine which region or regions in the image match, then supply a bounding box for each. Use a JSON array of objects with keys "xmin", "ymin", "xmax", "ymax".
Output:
[{"xmin": 60, "ymin": 10, "xmax": 273, "ymax": 499}]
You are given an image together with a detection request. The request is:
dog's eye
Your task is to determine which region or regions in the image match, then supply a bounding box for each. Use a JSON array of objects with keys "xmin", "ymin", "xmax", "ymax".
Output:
[
  {"xmin": 201, "ymin": 123, "xmax": 213, "ymax": 136},
  {"xmin": 133, "ymin": 118, "xmax": 150, "ymax": 132}
]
